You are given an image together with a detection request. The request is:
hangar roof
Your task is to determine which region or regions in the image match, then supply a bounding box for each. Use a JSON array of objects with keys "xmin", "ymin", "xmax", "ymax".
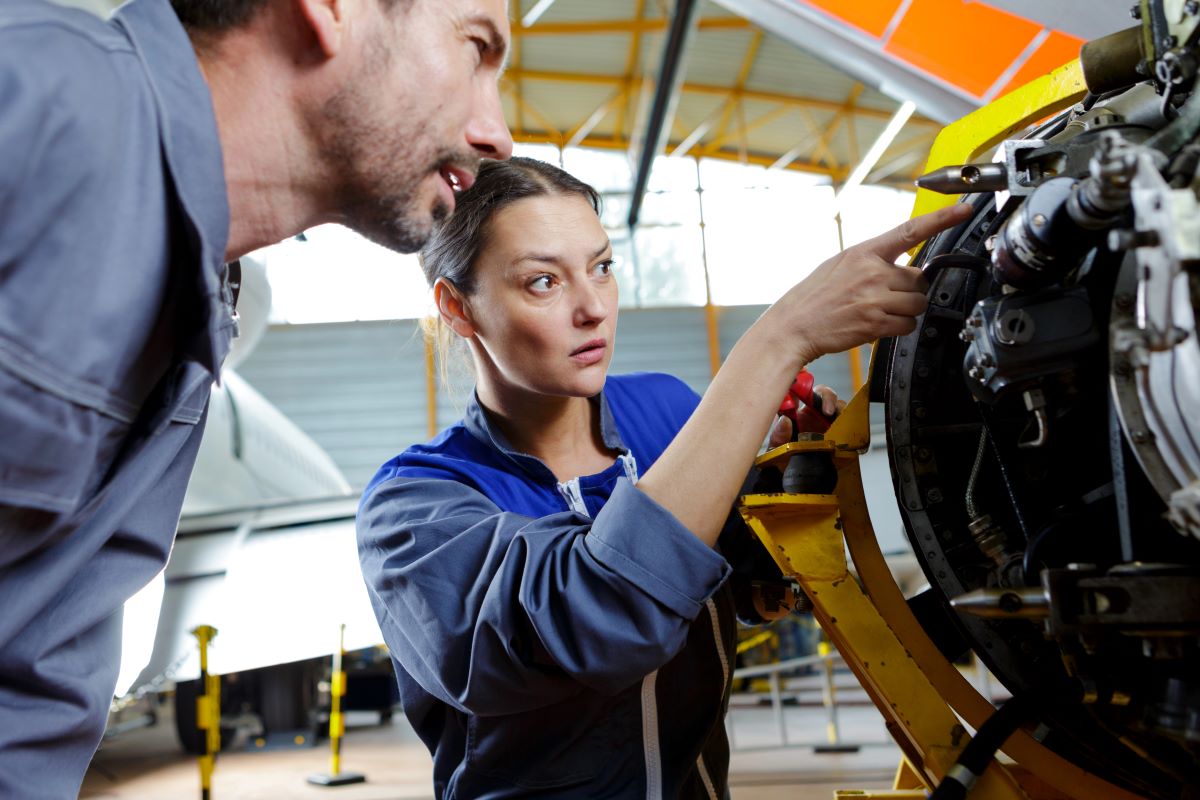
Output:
[
  {"xmin": 507, "ymin": 0, "xmax": 1133, "ymax": 188},
  {"xmin": 65, "ymin": 0, "xmax": 1134, "ymax": 188}
]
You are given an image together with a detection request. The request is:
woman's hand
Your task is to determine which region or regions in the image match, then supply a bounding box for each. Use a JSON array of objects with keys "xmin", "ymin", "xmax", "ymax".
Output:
[
  {"xmin": 768, "ymin": 204, "xmax": 972, "ymax": 367},
  {"xmin": 767, "ymin": 384, "xmax": 845, "ymax": 447},
  {"xmin": 639, "ymin": 203, "xmax": 970, "ymax": 548}
]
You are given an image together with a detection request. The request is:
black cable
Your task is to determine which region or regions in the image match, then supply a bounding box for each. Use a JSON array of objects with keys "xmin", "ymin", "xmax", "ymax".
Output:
[{"xmin": 929, "ymin": 684, "xmax": 1076, "ymax": 800}]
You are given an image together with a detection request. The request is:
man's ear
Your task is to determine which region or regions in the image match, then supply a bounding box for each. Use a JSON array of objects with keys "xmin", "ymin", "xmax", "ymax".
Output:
[
  {"xmin": 434, "ymin": 278, "xmax": 476, "ymax": 339},
  {"xmin": 295, "ymin": 0, "xmax": 346, "ymax": 59}
]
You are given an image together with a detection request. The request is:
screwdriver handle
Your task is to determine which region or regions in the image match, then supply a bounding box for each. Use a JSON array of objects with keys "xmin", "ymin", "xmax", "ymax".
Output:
[{"xmin": 777, "ymin": 370, "xmax": 835, "ymax": 435}]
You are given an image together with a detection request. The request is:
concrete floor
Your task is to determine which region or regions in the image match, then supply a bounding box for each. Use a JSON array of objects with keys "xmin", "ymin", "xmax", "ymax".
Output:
[{"xmin": 82, "ymin": 698, "xmax": 899, "ymax": 799}]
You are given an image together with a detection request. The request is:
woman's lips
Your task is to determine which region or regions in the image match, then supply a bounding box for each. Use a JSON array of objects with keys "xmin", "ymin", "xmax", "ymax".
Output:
[{"xmin": 570, "ymin": 339, "xmax": 606, "ymax": 365}]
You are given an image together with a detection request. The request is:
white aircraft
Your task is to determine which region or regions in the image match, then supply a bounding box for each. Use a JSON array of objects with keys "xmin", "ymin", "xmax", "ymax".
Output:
[{"xmin": 112, "ymin": 258, "xmax": 390, "ymax": 748}]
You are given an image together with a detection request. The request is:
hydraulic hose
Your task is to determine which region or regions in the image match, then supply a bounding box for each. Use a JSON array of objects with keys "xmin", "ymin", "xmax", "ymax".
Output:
[{"xmin": 929, "ymin": 684, "xmax": 1077, "ymax": 800}]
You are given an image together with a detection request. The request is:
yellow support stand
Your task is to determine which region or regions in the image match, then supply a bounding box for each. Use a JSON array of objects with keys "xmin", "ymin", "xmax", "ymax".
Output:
[
  {"xmin": 307, "ymin": 625, "xmax": 366, "ymax": 787},
  {"xmin": 737, "ymin": 385, "xmax": 1142, "ymax": 799},
  {"xmin": 191, "ymin": 625, "xmax": 219, "ymax": 800}
]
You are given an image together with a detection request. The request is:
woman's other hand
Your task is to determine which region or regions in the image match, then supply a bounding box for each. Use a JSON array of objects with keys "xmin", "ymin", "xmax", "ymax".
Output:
[
  {"xmin": 772, "ymin": 203, "xmax": 972, "ymax": 366},
  {"xmin": 766, "ymin": 383, "xmax": 845, "ymax": 448}
]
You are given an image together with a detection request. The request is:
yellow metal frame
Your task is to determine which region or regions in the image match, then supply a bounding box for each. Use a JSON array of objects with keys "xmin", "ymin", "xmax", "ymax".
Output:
[
  {"xmin": 737, "ymin": 61, "xmax": 1142, "ymax": 800},
  {"xmin": 910, "ymin": 59, "xmax": 1088, "ymax": 220}
]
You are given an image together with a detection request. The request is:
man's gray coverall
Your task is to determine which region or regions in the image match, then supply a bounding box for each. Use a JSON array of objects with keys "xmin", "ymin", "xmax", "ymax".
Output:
[{"xmin": 0, "ymin": 0, "xmax": 232, "ymax": 794}]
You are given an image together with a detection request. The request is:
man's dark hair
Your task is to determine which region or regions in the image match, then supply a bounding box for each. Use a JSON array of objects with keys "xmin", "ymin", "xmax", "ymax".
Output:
[
  {"xmin": 170, "ymin": 0, "xmax": 267, "ymax": 31},
  {"xmin": 171, "ymin": 0, "xmax": 409, "ymax": 33},
  {"xmin": 420, "ymin": 157, "xmax": 602, "ymax": 294}
]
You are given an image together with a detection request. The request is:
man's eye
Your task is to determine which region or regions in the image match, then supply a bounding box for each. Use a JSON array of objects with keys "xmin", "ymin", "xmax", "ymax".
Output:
[
  {"xmin": 472, "ymin": 38, "xmax": 488, "ymax": 59},
  {"xmin": 594, "ymin": 259, "xmax": 615, "ymax": 276}
]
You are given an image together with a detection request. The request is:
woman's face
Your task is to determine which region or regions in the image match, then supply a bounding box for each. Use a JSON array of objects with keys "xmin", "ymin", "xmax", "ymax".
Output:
[{"xmin": 463, "ymin": 193, "xmax": 618, "ymax": 402}]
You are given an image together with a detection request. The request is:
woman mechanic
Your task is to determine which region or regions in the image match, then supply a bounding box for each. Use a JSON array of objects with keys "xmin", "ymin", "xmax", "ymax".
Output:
[{"xmin": 357, "ymin": 157, "xmax": 971, "ymax": 798}]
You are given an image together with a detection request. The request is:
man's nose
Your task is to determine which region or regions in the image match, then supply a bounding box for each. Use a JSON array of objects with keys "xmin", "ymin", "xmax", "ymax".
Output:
[{"xmin": 468, "ymin": 83, "xmax": 514, "ymax": 160}]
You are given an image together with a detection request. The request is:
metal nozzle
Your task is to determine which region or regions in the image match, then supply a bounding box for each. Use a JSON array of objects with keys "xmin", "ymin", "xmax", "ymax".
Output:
[
  {"xmin": 950, "ymin": 587, "xmax": 1050, "ymax": 619},
  {"xmin": 916, "ymin": 163, "xmax": 1008, "ymax": 194}
]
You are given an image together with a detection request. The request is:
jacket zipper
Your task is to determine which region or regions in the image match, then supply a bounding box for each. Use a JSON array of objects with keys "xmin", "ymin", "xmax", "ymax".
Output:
[{"xmin": 694, "ymin": 597, "xmax": 728, "ymax": 799}]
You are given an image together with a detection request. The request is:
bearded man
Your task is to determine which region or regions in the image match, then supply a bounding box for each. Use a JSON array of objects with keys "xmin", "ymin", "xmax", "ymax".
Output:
[{"xmin": 0, "ymin": 0, "xmax": 511, "ymax": 794}]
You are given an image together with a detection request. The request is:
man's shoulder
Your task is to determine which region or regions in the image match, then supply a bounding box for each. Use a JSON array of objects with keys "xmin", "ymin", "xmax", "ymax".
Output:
[
  {"xmin": 0, "ymin": 1, "xmax": 132, "ymax": 56},
  {"xmin": 0, "ymin": 2, "xmax": 143, "ymax": 154}
]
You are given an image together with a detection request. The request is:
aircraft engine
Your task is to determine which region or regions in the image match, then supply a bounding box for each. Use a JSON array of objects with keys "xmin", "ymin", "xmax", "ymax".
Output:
[{"xmin": 888, "ymin": 5, "xmax": 1200, "ymax": 796}]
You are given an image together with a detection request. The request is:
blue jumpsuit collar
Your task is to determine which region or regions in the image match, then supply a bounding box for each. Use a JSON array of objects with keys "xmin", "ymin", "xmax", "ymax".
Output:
[{"xmin": 463, "ymin": 387, "xmax": 629, "ymax": 484}]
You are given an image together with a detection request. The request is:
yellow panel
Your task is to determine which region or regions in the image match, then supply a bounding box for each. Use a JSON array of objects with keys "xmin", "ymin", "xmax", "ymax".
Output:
[{"xmin": 910, "ymin": 59, "xmax": 1087, "ymax": 219}]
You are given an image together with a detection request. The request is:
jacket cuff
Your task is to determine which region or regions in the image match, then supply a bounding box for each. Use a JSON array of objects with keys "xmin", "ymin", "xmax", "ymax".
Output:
[{"xmin": 586, "ymin": 479, "xmax": 731, "ymax": 619}]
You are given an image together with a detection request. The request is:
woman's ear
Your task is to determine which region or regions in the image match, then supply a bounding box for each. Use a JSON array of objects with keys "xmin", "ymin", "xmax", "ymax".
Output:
[
  {"xmin": 294, "ymin": 0, "xmax": 346, "ymax": 60},
  {"xmin": 434, "ymin": 278, "xmax": 476, "ymax": 339}
]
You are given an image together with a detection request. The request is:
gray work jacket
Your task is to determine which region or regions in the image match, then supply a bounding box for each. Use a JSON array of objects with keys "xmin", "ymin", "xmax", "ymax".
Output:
[{"xmin": 0, "ymin": 0, "xmax": 231, "ymax": 794}]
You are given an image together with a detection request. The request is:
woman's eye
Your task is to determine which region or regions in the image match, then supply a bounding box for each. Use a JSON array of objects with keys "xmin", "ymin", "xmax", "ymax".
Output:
[{"xmin": 530, "ymin": 275, "xmax": 556, "ymax": 291}]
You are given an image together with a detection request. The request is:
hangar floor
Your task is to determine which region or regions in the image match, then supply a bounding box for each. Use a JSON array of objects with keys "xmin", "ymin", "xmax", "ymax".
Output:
[{"xmin": 82, "ymin": 700, "xmax": 899, "ymax": 799}]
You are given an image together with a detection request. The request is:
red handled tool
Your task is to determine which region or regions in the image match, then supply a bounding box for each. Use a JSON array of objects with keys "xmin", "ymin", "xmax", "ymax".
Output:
[{"xmin": 777, "ymin": 369, "xmax": 837, "ymax": 436}]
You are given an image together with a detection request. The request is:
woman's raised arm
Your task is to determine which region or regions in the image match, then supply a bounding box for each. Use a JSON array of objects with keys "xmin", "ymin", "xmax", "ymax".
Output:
[{"xmin": 635, "ymin": 203, "xmax": 973, "ymax": 546}]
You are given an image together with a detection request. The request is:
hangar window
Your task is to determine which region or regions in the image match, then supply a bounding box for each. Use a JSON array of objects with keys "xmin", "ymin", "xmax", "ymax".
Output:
[{"xmin": 254, "ymin": 144, "xmax": 913, "ymax": 323}]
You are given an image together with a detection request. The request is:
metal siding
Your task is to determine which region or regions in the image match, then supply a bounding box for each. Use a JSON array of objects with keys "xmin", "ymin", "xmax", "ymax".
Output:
[
  {"xmin": 237, "ymin": 321, "xmax": 430, "ymax": 490},
  {"xmin": 238, "ymin": 307, "xmax": 860, "ymax": 489}
]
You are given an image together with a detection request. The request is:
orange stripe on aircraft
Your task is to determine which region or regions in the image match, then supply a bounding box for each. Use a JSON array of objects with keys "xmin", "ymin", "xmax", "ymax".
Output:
[
  {"xmin": 799, "ymin": 0, "xmax": 904, "ymax": 38},
  {"xmin": 996, "ymin": 29, "xmax": 1085, "ymax": 98},
  {"xmin": 884, "ymin": 0, "xmax": 1043, "ymax": 97}
]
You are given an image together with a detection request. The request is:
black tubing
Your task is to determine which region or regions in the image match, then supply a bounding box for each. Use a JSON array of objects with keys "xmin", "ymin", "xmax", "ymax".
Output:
[{"xmin": 930, "ymin": 685, "xmax": 1076, "ymax": 800}]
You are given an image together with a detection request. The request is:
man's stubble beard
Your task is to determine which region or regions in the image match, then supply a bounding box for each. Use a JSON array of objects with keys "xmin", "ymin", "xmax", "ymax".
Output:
[{"xmin": 312, "ymin": 37, "xmax": 458, "ymax": 254}]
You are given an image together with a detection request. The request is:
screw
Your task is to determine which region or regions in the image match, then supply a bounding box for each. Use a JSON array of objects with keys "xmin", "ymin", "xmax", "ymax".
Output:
[
  {"xmin": 968, "ymin": 365, "xmax": 986, "ymax": 381},
  {"xmin": 979, "ymin": 354, "xmax": 995, "ymax": 368},
  {"xmin": 1162, "ymin": 35, "xmax": 1178, "ymax": 49},
  {"xmin": 916, "ymin": 447, "xmax": 932, "ymax": 461},
  {"xmin": 1114, "ymin": 292, "xmax": 1135, "ymax": 310},
  {"xmin": 1032, "ymin": 213, "xmax": 1047, "ymax": 227},
  {"xmin": 959, "ymin": 329, "xmax": 975, "ymax": 342},
  {"xmin": 916, "ymin": 365, "xmax": 930, "ymax": 379},
  {"xmin": 924, "ymin": 326, "xmax": 940, "ymax": 340},
  {"xmin": 926, "ymin": 488, "xmax": 943, "ymax": 504},
  {"xmin": 1187, "ymin": 0, "xmax": 1199, "ymax": 14}
]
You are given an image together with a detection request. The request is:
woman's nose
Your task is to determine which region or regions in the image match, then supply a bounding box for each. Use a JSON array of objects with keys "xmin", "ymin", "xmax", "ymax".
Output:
[{"xmin": 574, "ymin": 283, "xmax": 609, "ymax": 326}]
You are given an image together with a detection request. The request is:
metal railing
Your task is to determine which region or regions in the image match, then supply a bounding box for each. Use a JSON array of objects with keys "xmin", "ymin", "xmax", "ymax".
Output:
[{"xmin": 727, "ymin": 648, "xmax": 881, "ymax": 752}]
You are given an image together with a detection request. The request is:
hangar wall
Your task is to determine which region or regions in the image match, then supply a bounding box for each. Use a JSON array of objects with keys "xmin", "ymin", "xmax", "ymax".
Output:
[{"xmin": 236, "ymin": 308, "xmax": 908, "ymax": 553}]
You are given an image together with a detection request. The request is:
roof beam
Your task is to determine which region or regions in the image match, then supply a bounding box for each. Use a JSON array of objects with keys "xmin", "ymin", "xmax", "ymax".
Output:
[
  {"xmin": 627, "ymin": 0, "xmax": 701, "ymax": 228},
  {"xmin": 511, "ymin": 17, "xmax": 750, "ymax": 36},
  {"xmin": 504, "ymin": 68, "xmax": 939, "ymax": 124}
]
